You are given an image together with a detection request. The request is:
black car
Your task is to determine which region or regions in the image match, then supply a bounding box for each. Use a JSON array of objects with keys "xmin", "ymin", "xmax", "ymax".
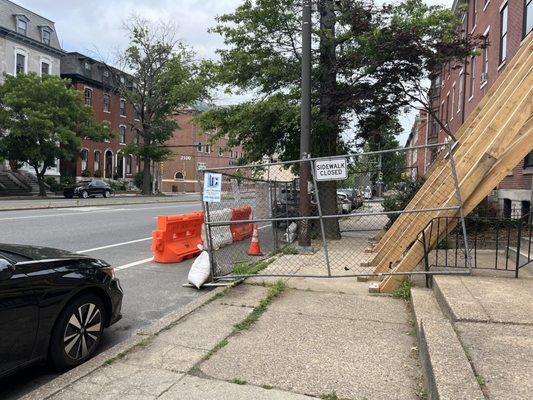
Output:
[
  {"xmin": 0, "ymin": 244, "xmax": 123, "ymax": 378},
  {"xmin": 63, "ymin": 180, "xmax": 112, "ymax": 199}
]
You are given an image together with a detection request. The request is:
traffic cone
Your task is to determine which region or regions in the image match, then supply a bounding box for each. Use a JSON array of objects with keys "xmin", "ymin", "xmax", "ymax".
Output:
[{"xmin": 247, "ymin": 224, "xmax": 263, "ymax": 256}]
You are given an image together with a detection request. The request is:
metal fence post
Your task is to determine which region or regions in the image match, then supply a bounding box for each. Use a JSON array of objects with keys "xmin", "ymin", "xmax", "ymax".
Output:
[
  {"xmin": 309, "ymin": 157, "xmax": 332, "ymax": 277},
  {"xmin": 198, "ymin": 170, "xmax": 216, "ymax": 280},
  {"xmin": 447, "ymin": 141, "xmax": 473, "ymax": 275}
]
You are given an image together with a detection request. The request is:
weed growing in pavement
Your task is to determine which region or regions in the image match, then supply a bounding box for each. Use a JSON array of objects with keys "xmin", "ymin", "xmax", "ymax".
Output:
[
  {"xmin": 261, "ymin": 385, "xmax": 273, "ymax": 390},
  {"xmin": 234, "ymin": 280, "xmax": 286, "ymax": 331},
  {"xmin": 233, "ymin": 258, "xmax": 275, "ymax": 275},
  {"xmin": 205, "ymin": 288, "xmax": 229, "ymax": 304},
  {"xmin": 189, "ymin": 366, "xmax": 203, "ymax": 376},
  {"xmin": 476, "ymin": 374, "xmax": 486, "ymax": 386},
  {"xmin": 320, "ymin": 391, "xmax": 339, "ymax": 400},
  {"xmin": 392, "ymin": 280, "xmax": 412, "ymax": 300},
  {"xmin": 272, "ymin": 246, "xmax": 299, "ymax": 256},
  {"xmin": 204, "ymin": 339, "xmax": 229, "ymax": 360},
  {"xmin": 232, "ymin": 378, "xmax": 247, "ymax": 385}
]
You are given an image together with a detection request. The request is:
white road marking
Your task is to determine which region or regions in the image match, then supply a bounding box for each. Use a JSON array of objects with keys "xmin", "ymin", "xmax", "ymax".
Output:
[
  {"xmin": 76, "ymin": 237, "xmax": 152, "ymax": 253},
  {"xmin": 115, "ymin": 257, "xmax": 154, "ymax": 271}
]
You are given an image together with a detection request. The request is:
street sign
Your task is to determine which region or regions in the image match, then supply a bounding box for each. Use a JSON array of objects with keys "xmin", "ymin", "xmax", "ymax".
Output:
[
  {"xmin": 203, "ymin": 172, "xmax": 222, "ymax": 202},
  {"xmin": 314, "ymin": 158, "xmax": 347, "ymax": 181},
  {"xmin": 197, "ymin": 162, "xmax": 207, "ymax": 170}
]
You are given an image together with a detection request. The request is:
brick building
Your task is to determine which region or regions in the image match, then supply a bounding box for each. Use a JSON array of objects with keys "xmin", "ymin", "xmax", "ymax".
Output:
[
  {"xmin": 427, "ymin": 0, "xmax": 532, "ymax": 217},
  {"xmin": 161, "ymin": 108, "xmax": 243, "ymax": 193},
  {"xmin": 405, "ymin": 110, "xmax": 429, "ymax": 179},
  {"xmin": 60, "ymin": 52, "xmax": 140, "ymax": 180}
]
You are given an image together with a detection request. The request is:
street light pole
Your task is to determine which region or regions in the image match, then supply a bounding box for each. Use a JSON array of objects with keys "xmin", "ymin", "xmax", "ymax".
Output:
[{"xmin": 298, "ymin": 0, "xmax": 312, "ymax": 250}]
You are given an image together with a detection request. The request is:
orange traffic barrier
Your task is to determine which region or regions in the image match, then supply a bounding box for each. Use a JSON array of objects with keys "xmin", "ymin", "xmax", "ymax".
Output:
[
  {"xmin": 230, "ymin": 206, "xmax": 253, "ymax": 241},
  {"xmin": 152, "ymin": 211, "xmax": 204, "ymax": 263},
  {"xmin": 247, "ymin": 224, "xmax": 263, "ymax": 256}
]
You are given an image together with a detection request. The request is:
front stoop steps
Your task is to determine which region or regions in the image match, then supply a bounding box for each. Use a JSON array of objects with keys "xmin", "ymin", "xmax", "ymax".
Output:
[{"xmin": 411, "ymin": 287, "xmax": 485, "ymax": 400}]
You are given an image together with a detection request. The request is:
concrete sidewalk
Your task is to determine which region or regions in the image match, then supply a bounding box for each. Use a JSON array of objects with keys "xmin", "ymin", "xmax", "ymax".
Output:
[
  {"xmin": 25, "ymin": 278, "xmax": 423, "ymax": 400},
  {"xmin": 0, "ymin": 194, "xmax": 200, "ymax": 211}
]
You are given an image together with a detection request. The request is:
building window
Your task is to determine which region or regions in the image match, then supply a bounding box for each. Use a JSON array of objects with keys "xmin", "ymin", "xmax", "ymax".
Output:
[
  {"xmin": 174, "ymin": 171, "xmax": 185, "ymax": 180},
  {"xmin": 81, "ymin": 149, "xmax": 89, "ymax": 171},
  {"xmin": 119, "ymin": 99, "xmax": 126, "ymax": 116},
  {"xmin": 457, "ymin": 71, "xmax": 464, "ymax": 113},
  {"xmin": 119, "ymin": 126, "xmax": 126, "ymax": 144},
  {"xmin": 41, "ymin": 61, "xmax": 50, "ymax": 76},
  {"xmin": 481, "ymin": 34, "xmax": 489, "ymax": 84},
  {"xmin": 16, "ymin": 18, "xmax": 27, "ymax": 35},
  {"xmin": 205, "ymin": 144, "xmax": 210, "ymax": 153},
  {"xmin": 133, "ymin": 129, "xmax": 140, "ymax": 144},
  {"xmin": 42, "ymin": 29, "xmax": 51, "ymax": 45},
  {"xmin": 460, "ymin": 12, "xmax": 467, "ymax": 39},
  {"xmin": 197, "ymin": 142, "xmax": 202, "ymax": 152},
  {"xmin": 84, "ymin": 61, "xmax": 91, "ymax": 71},
  {"xmin": 499, "ymin": 4, "xmax": 508, "ymax": 64},
  {"xmin": 84, "ymin": 88, "xmax": 92, "ymax": 106},
  {"xmin": 451, "ymin": 84, "xmax": 455, "ymax": 120},
  {"xmin": 469, "ymin": 56, "xmax": 475, "ymax": 99},
  {"xmin": 525, "ymin": 0, "xmax": 533, "ymax": 38},
  {"xmin": 103, "ymin": 94, "xmax": 111, "ymax": 113},
  {"xmin": 524, "ymin": 151, "xmax": 533, "ymax": 169},
  {"xmin": 218, "ymin": 148, "xmax": 223, "ymax": 156},
  {"xmin": 94, "ymin": 151, "xmax": 101, "ymax": 172},
  {"xmin": 472, "ymin": 0, "xmax": 478, "ymax": 27},
  {"xmin": 445, "ymin": 93, "xmax": 450, "ymax": 124},
  {"xmin": 136, "ymin": 157, "xmax": 141, "ymax": 173},
  {"xmin": 126, "ymin": 155, "xmax": 132, "ymax": 175},
  {"xmin": 15, "ymin": 53, "xmax": 26, "ymax": 75}
]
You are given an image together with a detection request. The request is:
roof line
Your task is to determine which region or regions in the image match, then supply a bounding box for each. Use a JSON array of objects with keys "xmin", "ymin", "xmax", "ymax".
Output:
[{"xmin": 3, "ymin": 0, "xmax": 55, "ymax": 24}]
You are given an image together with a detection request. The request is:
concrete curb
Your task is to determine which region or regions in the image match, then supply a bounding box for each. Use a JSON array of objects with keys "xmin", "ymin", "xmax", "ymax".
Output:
[
  {"xmin": 411, "ymin": 287, "xmax": 484, "ymax": 400},
  {"xmin": 0, "ymin": 197, "xmax": 200, "ymax": 212},
  {"xmin": 20, "ymin": 286, "xmax": 226, "ymax": 400}
]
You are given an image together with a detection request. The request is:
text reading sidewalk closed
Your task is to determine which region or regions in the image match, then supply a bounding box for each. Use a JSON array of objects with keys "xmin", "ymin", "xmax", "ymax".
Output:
[{"xmin": 315, "ymin": 159, "xmax": 347, "ymax": 181}]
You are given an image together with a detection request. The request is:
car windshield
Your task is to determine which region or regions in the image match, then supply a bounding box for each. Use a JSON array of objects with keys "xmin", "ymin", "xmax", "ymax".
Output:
[
  {"xmin": 75, "ymin": 181, "xmax": 92, "ymax": 187},
  {"xmin": 0, "ymin": 250, "xmax": 27, "ymax": 264}
]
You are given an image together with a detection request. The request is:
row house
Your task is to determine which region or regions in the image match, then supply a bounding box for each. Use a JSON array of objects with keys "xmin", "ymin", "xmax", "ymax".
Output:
[
  {"xmin": 60, "ymin": 52, "xmax": 140, "ymax": 180},
  {"xmin": 161, "ymin": 107, "xmax": 243, "ymax": 193},
  {"xmin": 0, "ymin": 0, "xmax": 64, "ymax": 176},
  {"xmin": 427, "ymin": 0, "xmax": 532, "ymax": 217},
  {"xmin": 405, "ymin": 110, "xmax": 429, "ymax": 180}
]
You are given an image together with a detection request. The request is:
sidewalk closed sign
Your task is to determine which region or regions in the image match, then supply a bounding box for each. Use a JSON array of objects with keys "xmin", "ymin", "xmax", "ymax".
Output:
[
  {"xmin": 315, "ymin": 159, "xmax": 347, "ymax": 181},
  {"xmin": 203, "ymin": 173, "xmax": 222, "ymax": 202}
]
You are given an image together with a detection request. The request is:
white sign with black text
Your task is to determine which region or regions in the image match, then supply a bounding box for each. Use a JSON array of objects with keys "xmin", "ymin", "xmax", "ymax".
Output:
[
  {"xmin": 203, "ymin": 172, "xmax": 222, "ymax": 202},
  {"xmin": 314, "ymin": 158, "xmax": 347, "ymax": 181}
]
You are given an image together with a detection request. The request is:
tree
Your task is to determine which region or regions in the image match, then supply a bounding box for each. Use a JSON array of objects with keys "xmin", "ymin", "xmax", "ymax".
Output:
[
  {"xmin": 112, "ymin": 17, "xmax": 209, "ymax": 195},
  {"xmin": 199, "ymin": 0, "xmax": 478, "ymax": 238},
  {"xmin": 0, "ymin": 73, "xmax": 110, "ymax": 196}
]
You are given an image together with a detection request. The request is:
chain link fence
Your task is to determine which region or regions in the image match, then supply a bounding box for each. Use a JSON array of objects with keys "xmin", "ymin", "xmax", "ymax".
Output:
[{"xmin": 198, "ymin": 142, "xmax": 471, "ymax": 280}]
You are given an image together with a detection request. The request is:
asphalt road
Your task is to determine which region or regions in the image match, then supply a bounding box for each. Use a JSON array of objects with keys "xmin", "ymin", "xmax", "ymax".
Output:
[{"xmin": 0, "ymin": 199, "xmax": 208, "ymax": 399}]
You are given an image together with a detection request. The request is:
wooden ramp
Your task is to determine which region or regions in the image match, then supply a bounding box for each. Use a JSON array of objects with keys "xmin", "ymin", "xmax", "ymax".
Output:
[{"xmin": 372, "ymin": 36, "xmax": 533, "ymax": 293}]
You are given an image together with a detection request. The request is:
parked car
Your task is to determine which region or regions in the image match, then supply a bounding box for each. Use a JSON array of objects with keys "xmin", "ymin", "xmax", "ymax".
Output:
[
  {"xmin": 337, "ymin": 189, "xmax": 363, "ymax": 210},
  {"xmin": 63, "ymin": 180, "xmax": 112, "ymax": 199},
  {"xmin": 0, "ymin": 244, "xmax": 123, "ymax": 378},
  {"xmin": 363, "ymin": 186, "xmax": 372, "ymax": 200},
  {"xmin": 337, "ymin": 192, "xmax": 352, "ymax": 214}
]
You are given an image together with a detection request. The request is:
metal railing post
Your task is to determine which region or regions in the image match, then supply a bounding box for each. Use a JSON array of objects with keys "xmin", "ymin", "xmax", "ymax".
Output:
[
  {"xmin": 447, "ymin": 141, "xmax": 473, "ymax": 275},
  {"xmin": 198, "ymin": 171, "xmax": 216, "ymax": 280},
  {"xmin": 309, "ymin": 158, "xmax": 332, "ymax": 277}
]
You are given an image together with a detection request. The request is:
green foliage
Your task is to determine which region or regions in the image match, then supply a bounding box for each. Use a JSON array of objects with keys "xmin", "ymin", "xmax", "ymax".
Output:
[
  {"xmin": 81, "ymin": 169, "xmax": 92, "ymax": 178},
  {"xmin": 114, "ymin": 17, "xmax": 209, "ymax": 194},
  {"xmin": 232, "ymin": 379, "xmax": 247, "ymax": 385},
  {"xmin": 320, "ymin": 391, "xmax": 339, "ymax": 400},
  {"xmin": 109, "ymin": 180, "xmax": 128, "ymax": 192},
  {"xmin": 0, "ymin": 73, "xmax": 110, "ymax": 196},
  {"xmin": 392, "ymin": 280, "xmax": 412, "ymax": 300},
  {"xmin": 233, "ymin": 258, "xmax": 274, "ymax": 276},
  {"xmin": 133, "ymin": 172, "xmax": 144, "ymax": 189},
  {"xmin": 44, "ymin": 177, "xmax": 63, "ymax": 193},
  {"xmin": 93, "ymin": 169, "xmax": 103, "ymax": 178},
  {"xmin": 199, "ymin": 0, "xmax": 478, "ymax": 163},
  {"xmin": 382, "ymin": 177, "xmax": 425, "ymax": 227}
]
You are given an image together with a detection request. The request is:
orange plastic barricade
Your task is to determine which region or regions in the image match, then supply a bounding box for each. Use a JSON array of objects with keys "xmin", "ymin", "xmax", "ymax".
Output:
[
  {"xmin": 152, "ymin": 211, "xmax": 204, "ymax": 263},
  {"xmin": 230, "ymin": 206, "xmax": 253, "ymax": 241}
]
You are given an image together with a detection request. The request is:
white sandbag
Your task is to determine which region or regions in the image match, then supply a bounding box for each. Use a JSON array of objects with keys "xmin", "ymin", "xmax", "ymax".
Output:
[
  {"xmin": 188, "ymin": 247, "xmax": 211, "ymax": 289},
  {"xmin": 201, "ymin": 208, "xmax": 233, "ymax": 250}
]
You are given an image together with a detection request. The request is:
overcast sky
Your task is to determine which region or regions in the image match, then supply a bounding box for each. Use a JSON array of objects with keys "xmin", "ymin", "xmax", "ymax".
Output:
[{"xmin": 15, "ymin": 0, "xmax": 454, "ymax": 144}]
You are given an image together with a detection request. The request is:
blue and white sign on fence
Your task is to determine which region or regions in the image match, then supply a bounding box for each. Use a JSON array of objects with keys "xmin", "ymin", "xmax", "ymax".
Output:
[{"xmin": 203, "ymin": 172, "xmax": 222, "ymax": 202}]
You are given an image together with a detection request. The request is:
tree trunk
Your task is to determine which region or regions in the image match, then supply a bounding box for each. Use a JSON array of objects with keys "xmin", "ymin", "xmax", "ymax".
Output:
[
  {"xmin": 33, "ymin": 167, "xmax": 47, "ymax": 197},
  {"xmin": 142, "ymin": 157, "xmax": 152, "ymax": 195},
  {"xmin": 318, "ymin": 0, "xmax": 341, "ymax": 239}
]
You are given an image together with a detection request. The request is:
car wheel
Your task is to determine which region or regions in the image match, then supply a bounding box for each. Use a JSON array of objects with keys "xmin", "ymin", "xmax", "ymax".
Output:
[
  {"xmin": 49, "ymin": 294, "xmax": 106, "ymax": 370},
  {"xmin": 103, "ymin": 190, "xmax": 110, "ymax": 198},
  {"xmin": 81, "ymin": 190, "xmax": 89, "ymax": 199}
]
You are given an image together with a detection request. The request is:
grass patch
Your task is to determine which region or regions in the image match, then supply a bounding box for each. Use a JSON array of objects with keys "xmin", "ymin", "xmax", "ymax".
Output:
[
  {"xmin": 205, "ymin": 288, "xmax": 229, "ymax": 304},
  {"xmin": 233, "ymin": 258, "xmax": 275, "ymax": 275},
  {"xmin": 261, "ymin": 384, "xmax": 273, "ymax": 390},
  {"xmin": 320, "ymin": 391, "xmax": 339, "ymax": 400},
  {"xmin": 103, "ymin": 336, "xmax": 153, "ymax": 365},
  {"xmin": 204, "ymin": 338, "xmax": 228, "ymax": 360},
  {"xmin": 476, "ymin": 374, "xmax": 486, "ymax": 386},
  {"xmin": 234, "ymin": 280, "xmax": 286, "ymax": 331},
  {"xmin": 392, "ymin": 280, "xmax": 412, "ymax": 300},
  {"xmin": 272, "ymin": 246, "xmax": 299, "ymax": 256},
  {"xmin": 232, "ymin": 378, "xmax": 247, "ymax": 385},
  {"xmin": 189, "ymin": 365, "xmax": 203, "ymax": 376}
]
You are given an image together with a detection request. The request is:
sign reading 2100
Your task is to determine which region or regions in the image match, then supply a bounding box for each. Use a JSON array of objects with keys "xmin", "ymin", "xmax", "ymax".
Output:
[{"xmin": 314, "ymin": 159, "xmax": 347, "ymax": 181}]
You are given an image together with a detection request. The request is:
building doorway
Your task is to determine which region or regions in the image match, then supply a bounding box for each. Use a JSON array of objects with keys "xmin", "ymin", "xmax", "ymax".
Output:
[{"xmin": 105, "ymin": 150, "xmax": 113, "ymax": 179}]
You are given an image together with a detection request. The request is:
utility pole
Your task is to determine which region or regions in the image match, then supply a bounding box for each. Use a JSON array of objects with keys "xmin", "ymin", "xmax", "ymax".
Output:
[{"xmin": 298, "ymin": 0, "xmax": 312, "ymax": 250}]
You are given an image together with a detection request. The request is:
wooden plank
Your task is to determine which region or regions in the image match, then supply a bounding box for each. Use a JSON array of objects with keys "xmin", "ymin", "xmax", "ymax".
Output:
[
  {"xmin": 372, "ymin": 38, "xmax": 533, "ymax": 258},
  {"xmin": 379, "ymin": 120, "xmax": 533, "ymax": 292},
  {"xmin": 373, "ymin": 69, "xmax": 533, "ymax": 273}
]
